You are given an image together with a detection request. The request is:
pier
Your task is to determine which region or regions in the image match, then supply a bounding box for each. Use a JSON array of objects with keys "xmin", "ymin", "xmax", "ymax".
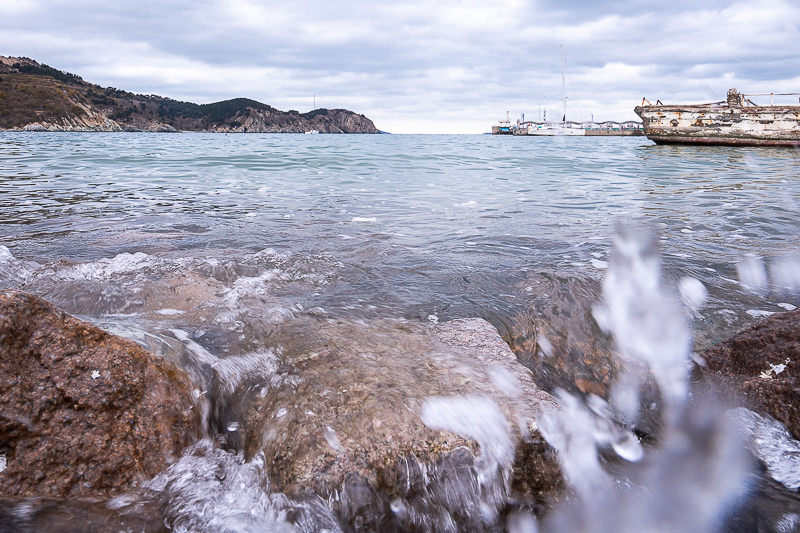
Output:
[{"xmin": 492, "ymin": 120, "xmax": 644, "ymax": 136}]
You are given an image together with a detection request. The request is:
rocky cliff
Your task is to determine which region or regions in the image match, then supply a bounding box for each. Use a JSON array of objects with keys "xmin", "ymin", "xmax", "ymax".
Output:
[{"xmin": 0, "ymin": 56, "xmax": 380, "ymax": 133}]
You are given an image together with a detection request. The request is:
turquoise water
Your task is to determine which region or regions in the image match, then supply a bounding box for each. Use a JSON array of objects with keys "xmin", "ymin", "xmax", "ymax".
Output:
[
  {"xmin": 2, "ymin": 132, "xmax": 799, "ymax": 344},
  {"xmin": 2, "ymin": 132, "xmax": 800, "ymax": 531}
]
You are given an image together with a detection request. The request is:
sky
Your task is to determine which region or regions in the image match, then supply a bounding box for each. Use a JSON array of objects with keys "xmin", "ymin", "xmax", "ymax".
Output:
[{"xmin": 1, "ymin": 0, "xmax": 799, "ymax": 134}]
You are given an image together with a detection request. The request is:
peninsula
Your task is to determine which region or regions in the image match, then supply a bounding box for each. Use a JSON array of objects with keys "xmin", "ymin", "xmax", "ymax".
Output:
[{"xmin": 0, "ymin": 56, "xmax": 380, "ymax": 133}]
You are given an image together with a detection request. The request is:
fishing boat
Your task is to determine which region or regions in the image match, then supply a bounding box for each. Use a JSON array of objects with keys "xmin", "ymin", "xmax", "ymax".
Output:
[{"xmin": 634, "ymin": 89, "xmax": 800, "ymax": 146}]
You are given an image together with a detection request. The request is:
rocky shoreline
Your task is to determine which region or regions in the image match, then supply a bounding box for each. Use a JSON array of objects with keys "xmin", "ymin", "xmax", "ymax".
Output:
[{"xmin": 0, "ymin": 290, "xmax": 798, "ymax": 531}]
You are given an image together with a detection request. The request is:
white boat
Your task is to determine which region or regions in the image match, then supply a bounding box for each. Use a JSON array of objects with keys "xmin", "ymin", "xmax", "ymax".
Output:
[
  {"xmin": 305, "ymin": 129, "xmax": 319, "ymax": 135},
  {"xmin": 516, "ymin": 46, "xmax": 582, "ymax": 136},
  {"xmin": 525, "ymin": 122, "xmax": 585, "ymax": 136}
]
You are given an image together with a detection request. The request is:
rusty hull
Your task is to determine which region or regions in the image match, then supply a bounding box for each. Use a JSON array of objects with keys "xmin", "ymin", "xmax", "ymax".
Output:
[{"xmin": 634, "ymin": 104, "xmax": 800, "ymax": 147}]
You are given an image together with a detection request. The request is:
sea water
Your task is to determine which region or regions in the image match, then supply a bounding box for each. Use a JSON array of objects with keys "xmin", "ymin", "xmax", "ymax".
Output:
[{"xmin": 1, "ymin": 132, "xmax": 800, "ymax": 531}]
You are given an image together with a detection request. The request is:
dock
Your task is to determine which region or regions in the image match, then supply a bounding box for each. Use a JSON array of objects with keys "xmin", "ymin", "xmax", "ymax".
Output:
[{"xmin": 492, "ymin": 120, "xmax": 644, "ymax": 136}]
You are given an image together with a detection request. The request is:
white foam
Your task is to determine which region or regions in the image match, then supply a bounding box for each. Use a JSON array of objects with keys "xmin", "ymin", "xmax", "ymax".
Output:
[
  {"xmin": 58, "ymin": 252, "xmax": 154, "ymax": 281},
  {"xmin": 169, "ymin": 329, "xmax": 220, "ymax": 366},
  {"xmin": 733, "ymin": 408, "xmax": 800, "ymax": 490},
  {"xmin": 211, "ymin": 351, "xmax": 279, "ymax": 396},
  {"xmin": 777, "ymin": 514, "xmax": 800, "ymax": 533},
  {"xmin": 746, "ymin": 309, "xmax": 775, "ymax": 319},
  {"xmin": 156, "ymin": 308, "xmax": 185, "ymax": 316},
  {"xmin": 223, "ymin": 269, "xmax": 287, "ymax": 307},
  {"xmin": 351, "ymin": 217, "xmax": 377, "ymax": 224},
  {"xmin": 0, "ymin": 245, "xmax": 14, "ymax": 263},
  {"xmin": 143, "ymin": 440, "xmax": 341, "ymax": 532}
]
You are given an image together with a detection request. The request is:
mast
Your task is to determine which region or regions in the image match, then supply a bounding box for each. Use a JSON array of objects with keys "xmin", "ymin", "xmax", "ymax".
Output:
[{"xmin": 561, "ymin": 45, "xmax": 566, "ymax": 123}]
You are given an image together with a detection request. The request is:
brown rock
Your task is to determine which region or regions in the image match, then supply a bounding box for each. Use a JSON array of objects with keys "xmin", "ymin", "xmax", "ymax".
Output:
[
  {"xmin": 0, "ymin": 290, "xmax": 203, "ymax": 498},
  {"xmin": 699, "ymin": 309, "xmax": 800, "ymax": 439},
  {"xmin": 214, "ymin": 316, "xmax": 563, "ymax": 530},
  {"xmin": 506, "ymin": 273, "xmax": 619, "ymax": 401}
]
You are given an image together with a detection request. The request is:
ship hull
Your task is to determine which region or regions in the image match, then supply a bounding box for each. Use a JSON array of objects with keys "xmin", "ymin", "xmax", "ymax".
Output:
[{"xmin": 634, "ymin": 104, "xmax": 800, "ymax": 147}]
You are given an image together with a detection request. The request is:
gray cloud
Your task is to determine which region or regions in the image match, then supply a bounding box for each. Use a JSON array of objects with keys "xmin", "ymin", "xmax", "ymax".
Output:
[{"xmin": 1, "ymin": 0, "xmax": 798, "ymax": 132}]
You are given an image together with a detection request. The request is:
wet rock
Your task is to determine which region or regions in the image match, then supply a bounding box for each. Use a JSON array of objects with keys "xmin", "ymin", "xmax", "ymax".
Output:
[
  {"xmin": 210, "ymin": 316, "xmax": 564, "ymax": 531},
  {"xmin": 0, "ymin": 290, "xmax": 204, "ymax": 499},
  {"xmin": 699, "ymin": 309, "xmax": 800, "ymax": 439},
  {"xmin": 508, "ymin": 273, "xmax": 618, "ymax": 399},
  {"xmin": 0, "ymin": 496, "xmax": 168, "ymax": 533}
]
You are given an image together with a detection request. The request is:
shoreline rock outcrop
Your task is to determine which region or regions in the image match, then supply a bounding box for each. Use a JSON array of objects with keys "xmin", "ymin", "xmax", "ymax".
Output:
[
  {"xmin": 699, "ymin": 309, "xmax": 800, "ymax": 440},
  {"xmin": 205, "ymin": 316, "xmax": 564, "ymax": 530},
  {"xmin": 0, "ymin": 290, "xmax": 204, "ymax": 499}
]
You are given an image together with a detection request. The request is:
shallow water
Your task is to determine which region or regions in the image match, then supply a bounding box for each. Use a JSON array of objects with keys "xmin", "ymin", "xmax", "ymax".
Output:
[
  {"xmin": 2, "ymin": 132, "xmax": 800, "ymax": 531},
  {"xmin": 2, "ymin": 133, "xmax": 799, "ymax": 341}
]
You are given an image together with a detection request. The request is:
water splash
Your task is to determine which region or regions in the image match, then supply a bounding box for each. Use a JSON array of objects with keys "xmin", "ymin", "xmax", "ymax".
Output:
[
  {"xmin": 420, "ymin": 395, "xmax": 514, "ymax": 485},
  {"xmin": 142, "ymin": 440, "xmax": 342, "ymax": 533},
  {"xmin": 593, "ymin": 225, "xmax": 691, "ymax": 418},
  {"xmin": 733, "ymin": 408, "xmax": 800, "ymax": 491},
  {"xmin": 533, "ymin": 225, "xmax": 754, "ymax": 533}
]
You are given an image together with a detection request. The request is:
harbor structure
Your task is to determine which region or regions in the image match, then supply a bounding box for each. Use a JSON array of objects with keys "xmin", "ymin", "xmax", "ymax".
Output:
[{"xmin": 491, "ymin": 120, "xmax": 643, "ymax": 136}]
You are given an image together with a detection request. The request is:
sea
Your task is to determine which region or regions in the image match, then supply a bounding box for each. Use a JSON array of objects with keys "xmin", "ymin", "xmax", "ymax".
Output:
[{"xmin": 1, "ymin": 132, "xmax": 800, "ymax": 531}]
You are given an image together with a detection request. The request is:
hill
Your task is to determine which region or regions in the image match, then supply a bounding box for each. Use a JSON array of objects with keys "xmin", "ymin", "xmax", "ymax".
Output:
[{"xmin": 0, "ymin": 56, "xmax": 380, "ymax": 133}]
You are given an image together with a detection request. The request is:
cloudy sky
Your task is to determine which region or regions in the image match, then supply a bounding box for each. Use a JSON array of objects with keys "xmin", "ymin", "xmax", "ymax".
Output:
[{"xmin": 2, "ymin": 0, "xmax": 799, "ymax": 133}]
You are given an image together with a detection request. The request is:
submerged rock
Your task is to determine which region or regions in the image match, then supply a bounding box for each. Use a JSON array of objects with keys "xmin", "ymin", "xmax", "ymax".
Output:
[
  {"xmin": 203, "ymin": 316, "xmax": 564, "ymax": 530},
  {"xmin": 0, "ymin": 290, "xmax": 204, "ymax": 499},
  {"xmin": 699, "ymin": 309, "xmax": 800, "ymax": 440}
]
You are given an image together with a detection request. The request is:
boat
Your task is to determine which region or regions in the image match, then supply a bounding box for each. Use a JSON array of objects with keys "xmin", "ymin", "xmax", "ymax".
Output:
[
  {"xmin": 634, "ymin": 89, "xmax": 800, "ymax": 146},
  {"xmin": 524, "ymin": 121, "xmax": 585, "ymax": 136},
  {"xmin": 304, "ymin": 129, "xmax": 319, "ymax": 135},
  {"xmin": 493, "ymin": 46, "xmax": 595, "ymax": 136},
  {"xmin": 526, "ymin": 46, "xmax": 578, "ymax": 136}
]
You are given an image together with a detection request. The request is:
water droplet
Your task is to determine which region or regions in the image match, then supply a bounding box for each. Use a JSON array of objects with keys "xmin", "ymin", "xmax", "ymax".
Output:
[{"xmin": 612, "ymin": 432, "xmax": 644, "ymax": 462}]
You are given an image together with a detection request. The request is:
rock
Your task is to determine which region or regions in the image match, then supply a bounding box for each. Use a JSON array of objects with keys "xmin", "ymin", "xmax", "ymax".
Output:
[
  {"xmin": 0, "ymin": 290, "xmax": 204, "ymax": 498},
  {"xmin": 699, "ymin": 309, "xmax": 800, "ymax": 439},
  {"xmin": 508, "ymin": 274, "xmax": 618, "ymax": 399},
  {"xmin": 208, "ymin": 316, "xmax": 564, "ymax": 530}
]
